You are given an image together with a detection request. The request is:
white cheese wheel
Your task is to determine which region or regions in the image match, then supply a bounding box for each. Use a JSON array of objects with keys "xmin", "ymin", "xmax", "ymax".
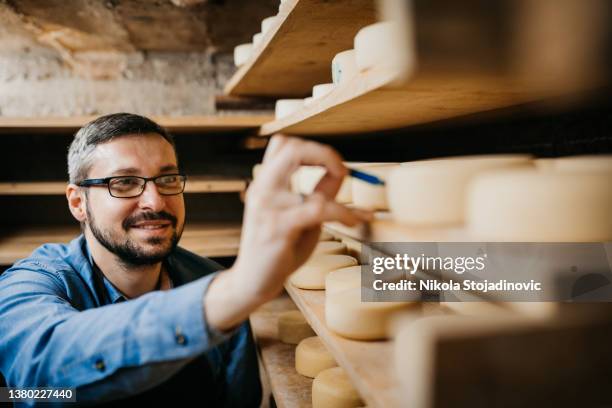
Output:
[
  {"xmin": 325, "ymin": 288, "xmax": 417, "ymax": 340},
  {"xmin": 319, "ymin": 230, "xmax": 335, "ymax": 241},
  {"xmin": 351, "ymin": 163, "xmax": 398, "ymax": 210},
  {"xmin": 313, "ymin": 241, "xmax": 347, "ymax": 255},
  {"xmin": 534, "ymin": 158, "xmax": 557, "ymax": 171},
  {"xmin": 554, "ymin": 155, "xmax": 612, "ymax": 173},
  {"xmin": 312, "ymin": 83, "xmax": 335, "ymax": 100},
  {"xmin": 233, "ymin": 43, "xmax": 253, "ymax": 67},
  {"xmin": 295, "ymin": 336, "xmax": 337, "ymax": 378},
  {"xmin": 252, "ymin": 32, "xmax": 263, "ymax": 47},
  {"xmin": 354, "ymin": 21, "xmax": 402, "ymax": 72},
  {"xmin": 261, "ymin": 16, "xmax": 278, "ymax": 34},
  {"xmin": 332, "ymin": 49, "xmax": 358, "ymax": 85},
  {"xmin": 294, "ymin": 165, "xmax": 352, "ymax": 203},
  {"xmin": 325, "ymin": 266, "xmax": 362, "ymax": 295},
  {"xmin": 275, "ymin": 99, "xmax": 304, "ymax": 120},
  {"xmin": 312, "ymin": 367, "xmax": 363, "ymax": 408},
  {"xmin": 387, "ymin": 155, "xmax": 532, "ymax": 226},
  {"xmin": 304, "ymin": 96, "xmax": 315, "ymax": 106},
  {"xmin": 335, "ymin": 176, "xmax": 352, "ymax": 204},
  {"xmin": 278, "ymin": 310, "xmax": 315, "ymax": 345},
  {"xmin": 290, "ymin": 255, "xmax": 358, "ymax": 290},
  {"xmin": 467, "ymin": 168, "xmax": 612, "ymax": 241}
]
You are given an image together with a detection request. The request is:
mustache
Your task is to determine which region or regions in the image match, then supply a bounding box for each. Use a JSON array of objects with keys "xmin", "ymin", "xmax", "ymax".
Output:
[{"xmin": 123, "ymin": 211, "xmax": 178, "ymax": 230}]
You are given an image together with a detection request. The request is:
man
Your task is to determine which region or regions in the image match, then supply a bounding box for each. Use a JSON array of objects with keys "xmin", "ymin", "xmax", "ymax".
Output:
[{"xmin": 0, "ymin": 113, "xmax": 371, "ymax": 406}]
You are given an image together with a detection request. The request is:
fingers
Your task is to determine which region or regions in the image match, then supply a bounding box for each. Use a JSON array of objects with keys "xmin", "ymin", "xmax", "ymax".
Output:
[
  {"xmin": 284, "ymin": 192, "xmax": 373, "ymax": 231},
  {"xmin": 258, "ymin": 135, "xmax": 347, "ymax": 191}
]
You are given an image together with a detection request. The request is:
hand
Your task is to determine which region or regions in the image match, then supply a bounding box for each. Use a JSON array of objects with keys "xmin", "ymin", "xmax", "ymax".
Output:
[{"xmin": 204, "ymin": 135, "xmax": 372, "ymax": 331}]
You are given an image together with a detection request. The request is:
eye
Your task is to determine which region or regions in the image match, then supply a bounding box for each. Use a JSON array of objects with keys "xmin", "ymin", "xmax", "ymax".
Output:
[
  {"xmin": 158, "ymin": 175, "xmax": 180, "ymax": 184},
  {"xmin": 114, "ymin": 177, "xmax": 140, "ymax": 186}
]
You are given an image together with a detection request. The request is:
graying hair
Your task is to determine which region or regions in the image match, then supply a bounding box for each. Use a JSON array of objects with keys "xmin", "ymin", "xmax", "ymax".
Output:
[{"xmin": 67, "ymin": 113, "xmax": 177, "ymax": 184}]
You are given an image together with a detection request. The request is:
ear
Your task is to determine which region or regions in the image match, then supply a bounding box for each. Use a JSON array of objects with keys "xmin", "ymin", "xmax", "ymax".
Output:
[{"xmin": 66, "ymin": 184, "xmax": 88, "ymax": 223}]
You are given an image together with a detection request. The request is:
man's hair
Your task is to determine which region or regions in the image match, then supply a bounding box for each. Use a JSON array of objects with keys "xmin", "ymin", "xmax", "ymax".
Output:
[{"xmin": 67, "ymin": 113, "xmax": 177, "ymax": 184}]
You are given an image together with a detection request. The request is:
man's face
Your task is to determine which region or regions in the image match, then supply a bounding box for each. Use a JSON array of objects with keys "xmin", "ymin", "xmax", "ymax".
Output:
[{"xmin": 83, "ymin": 133, "xmax": 185, "ymax": 266}]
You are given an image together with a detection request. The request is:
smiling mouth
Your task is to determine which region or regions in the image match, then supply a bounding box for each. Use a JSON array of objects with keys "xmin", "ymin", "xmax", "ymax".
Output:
[{"xmin": 130, "ymin": 221, "xmax": 171, "ymax": 230}]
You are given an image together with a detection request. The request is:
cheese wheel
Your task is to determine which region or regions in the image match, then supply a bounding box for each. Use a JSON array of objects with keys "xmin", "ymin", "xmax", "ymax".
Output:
[
  {"xmin": 312, "ymin": 83, "xmax": 335, "ymax": 100},
  {"xmin": 351, "ymin": 164, "xmax": 398, "ymax": 210},
  {"xmin": 319, "ymin": 230, "xmax": 335, "ymax": 241},
  {"xmin": 294, "ymin": 166, "xmax": 352, "ymax": 203},
  {"xmin": 278, "ymin": 310, "xmax": 316, "ymax": 344},
  {"xmin": 554, "ymin": 155, "xmax": 612, "ymax": 173},
  {"xmin": 387, "ymin": 155, "xmax": 532, "ymax": 226},
  {"xmin": 313, "ymin": 241, "xmax": 347, "ymax": 255},
  {"xmin": 335, "ymin": 176, "xmax": 352, "ymax": 203},
  {"xmin": 233, "ymin": 43, "xmax": 253, "ymax": 67},
  {"xmin": 252, "ymin": 32, "xmax": 263, "ymax": 47},
  {"xmin": 354, "ymin": 21, "xmax": 402, "ymax": 72},
  {"xmin": 261, "ymin": 16, "xmax": 278, "ymax": 34},
  {"xmin": 295, "ymin": 336, "xmax": 337, "ymax": 378},
  {"xmin": 290, "ymin": 255, "xmax": 358, "ymax": 290},
  {"xmin": 467, "ymin": 168, "xmax": 612, "ymax": 241},
  {"xmin": 275, "ymin": 99, "xmax": 304, "ymax": 120},
  {"xmin": 325, "ymin": 266, "xmax": 362, "ymax": 295},
  {"xmin": 325, "ymin": 288, "xmax": 417, "ymax": 340},
  {"xmin": 252, "ymin": 163, "xmax": 262, "ymax": 179},
  {"xmin": 304, "ymin": 96, "xmax": 315, "ymax": 106},
  {"xmin": 332, "ymin": 49, "xmax": 358, "ymax": 85},
  {"xmin": 534, "ymin": 158, "xmax": 557, "ymax": 171},
  {"xmin": 312, "ymin": 367, "xmax": 363, "ymax": 408}
]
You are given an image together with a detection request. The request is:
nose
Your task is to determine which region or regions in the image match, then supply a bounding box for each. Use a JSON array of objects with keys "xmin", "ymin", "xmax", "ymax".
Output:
[{"xmin": 137, "ymin": 180, "xmax": 165, "ymax": 212}]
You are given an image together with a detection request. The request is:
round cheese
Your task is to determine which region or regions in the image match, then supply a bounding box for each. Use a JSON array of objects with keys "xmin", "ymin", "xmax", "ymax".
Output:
[
  {"xmin": 261, "ymin": 16, "xmax": 278, "ymax": 34},
  {"xmin": 351, "ymin": 163, "xmax": 398, "ymax": 210},
  {"xmin": 319, "ymin": 230, "xmax": 335, "ymax": 241},
  {"xmin": 278, "ymin": 310, "xmax": 315, "ymax": 345},
  {"xmin": 312, "ymin": 367, "xmax": 363, "ymax": 408},
  {"xmin": 354, "ymin": 21, "xmax": 402, "ymax": 72},
  {"xmin": 313, "ymin": 241, "xmax": 347, "ymax": 255},
  {"xmin": 275, "ymin": 99, "xmax": 305, "ymax": 120},
  {"xmin": 387, "ymin": 155, "xmax": 532, "ymax": 225},
  {"xmin": 233, "ymin": 43, "xmax": 253, "ymax": 67},
  {"xmin": 290, "ymin": 255, "xmax": 358, "ymax": 290},
  {"xmin": 294, "ymin": 165, "xmax": 352, "ymax": 203},
  {"xmin": 325, "ymin": 288, "xmax": 417, "ymax": 340},
  {"xmin": 325, "ymin": 266, "xmax": 362, "ymax": 295},
  {"xmin": 312, "ymin": 83, "xmax": 335, "ymax": 100},
  {"xmin": 332, "ymin": 49, "xmax": 358, "ymax": 85},
  {"xmin": 554, "ymin": 155, "xmax": 612, "ymax": 173},
  {"xmin": 252, "ymin": 32, "xmax": 263, "ymax": 47},
  {"xmin": 304, "ymin": 96, "xmax": 315, "ymax": 106},
  {"xmin": 295, "ymin": 336, "xmax": 337, "ymax": 378},
  {"xmin": 467, "ymin": 168, "xmax": 612, "ymax": 241}
]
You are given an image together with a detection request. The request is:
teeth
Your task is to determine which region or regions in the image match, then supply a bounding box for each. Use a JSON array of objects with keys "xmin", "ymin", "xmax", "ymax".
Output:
[{"xmin": 135, "ymin": 225, "xmax": 167, "ymax": 229}]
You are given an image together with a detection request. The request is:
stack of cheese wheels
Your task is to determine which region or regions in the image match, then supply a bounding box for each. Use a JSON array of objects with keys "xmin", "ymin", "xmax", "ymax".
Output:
[
  {"xmin": 278, "ymin": 310, "xmax": 315, "ymax": 344},
  {"xmin": 292, "ymin": 165, "xmax": 354, "ymax": 204},
  {"xmin": 351, "ymin": 163, "xmax": 398, "ymax": 210},
  {"xmin": 252, "ymin": 32, "xmax": 263, "ymax": 47},
  {"xmin": 467, "ymin": 167, "xmax": 612, "ymax": 241},
  {"xmin": 290, "ymin": 255, "xmax": 358, "ymax": 290},
  {"xmin": 354, "ymin": 21, "xmax": 402, "ymax": 72},
  {"xmin": 312, "ymin": 367, "xmax": 363, "ymax": 408},
  {"xmin": 261, "ymin": 16, "xmax": 278, "ymax": 34},
  {"xmin": 313, "ymin": 241, "xmax": 347, "ymax": 255},
  {"xmin": 325, "ymin": 266, "xmax": 362, "ymax": 295},
  {"xmin": 275, "ymin": 99, "xmax": 304, "ymax": 120},
  {"xmin": 233, "ymin": 43, "xmax": 253, "ymax": 67},
  {"xmin": 332, "ymin": 49, "xmax": 358, "ymax": 85},
  {"xmin": 311, "ymin": 83, "xmax": 335, "ymax": 101},
  {"xmin": 387, "ymin": 154, "xmax": 532, "ymax": 226},
  {"xmin": 295, "ymin": 336, "xmax": 337, "ymax": 378},
  {"xmin": 326, "ymin": 288, "xmax": 417, "ymax": 340}
]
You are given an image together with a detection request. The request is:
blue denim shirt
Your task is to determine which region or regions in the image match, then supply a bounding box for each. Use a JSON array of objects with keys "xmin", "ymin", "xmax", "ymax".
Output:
[{"xmin": 0, "ymin": 235, "xmax": 261, "ymax": 407}]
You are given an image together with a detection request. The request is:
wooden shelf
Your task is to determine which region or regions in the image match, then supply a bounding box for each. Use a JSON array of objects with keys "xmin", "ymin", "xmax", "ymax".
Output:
[
  {"xmin": 260, "ymin": 67, "xmax": 546, "ymax": 136},
  {"xmin": 249, "ymin": 294, "xmax": 313, "ymax": 408},
  {"xmin": 0, "ymin": 177, "xmax": 247, "ymax": 196},
  {"xmin": 0, "ymin": 223, "xmax": 241, "ymax": 264},
  {"xmin": 284, "ymin": 282, "xmax": 403, "ymax": 407},
  {"xmin": 0, "ymin": 115, "xmax": 272, "ymax": 134},
  {"xmin": 224, "ymin": 0, "xmax": 377, "ymax": 97}
]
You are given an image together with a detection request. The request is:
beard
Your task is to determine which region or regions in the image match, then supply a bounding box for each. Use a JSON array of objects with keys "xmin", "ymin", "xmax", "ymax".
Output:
[{"xmin": 86, "ymin": 202, "xmax": 183, "ymax": 267}]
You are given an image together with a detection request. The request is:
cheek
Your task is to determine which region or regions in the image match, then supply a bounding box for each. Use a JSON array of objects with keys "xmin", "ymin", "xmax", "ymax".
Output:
[
  {"xmin": 168, "ymin": 196, "xmax": 185, "ymax": 222},
  {"xmin": 88, "ymin": 193, "xmax": 136, "ymax": 226}
]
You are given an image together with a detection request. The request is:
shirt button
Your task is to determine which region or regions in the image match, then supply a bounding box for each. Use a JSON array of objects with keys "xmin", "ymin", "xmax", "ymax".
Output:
[
  {"xmin": 94, "ymin": 359, "xmax": 106, "ymax": 372},
  {"xmin": 175, "ymin": 327, "xmax": 187, "ymax": 346}
]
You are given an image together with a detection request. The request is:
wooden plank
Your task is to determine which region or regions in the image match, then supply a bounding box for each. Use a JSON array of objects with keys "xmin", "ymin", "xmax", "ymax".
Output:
[
  {"xmin": 284, "ymin": 282, "xmax": 403, "ymax": 408},
  {"xmin": 249, "ymin": 294, "xmax": 313, "ymax": 408},
  {"xmin": 0, "ymin": 223, "xmax": 241, "ymax": 264},
  {"xmin": 0, "ymin": 177, "xmax": 247, "ymax": 196},
  {"xmin": 224, "ymin": 0, "xmax": 377, "ymax": 97},
  {"xmin": 0, "ymin": 115, "xmax": 272, "ymax": 134}
]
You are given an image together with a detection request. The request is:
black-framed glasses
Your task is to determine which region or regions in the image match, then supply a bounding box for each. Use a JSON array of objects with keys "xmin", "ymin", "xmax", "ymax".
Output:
[{"xmin": 77, "ymin": 174, "xmax": 187, "ymax": 198}]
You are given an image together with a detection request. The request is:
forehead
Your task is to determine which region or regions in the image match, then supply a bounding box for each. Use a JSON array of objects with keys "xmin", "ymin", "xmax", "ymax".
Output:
[{"xmin": 88, "ymin": 133, "xmax": 178, "ymax": 177}]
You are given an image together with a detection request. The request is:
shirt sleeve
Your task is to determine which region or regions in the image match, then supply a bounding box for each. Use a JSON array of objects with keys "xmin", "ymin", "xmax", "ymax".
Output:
[{"xmin": 0, "ymin": 265, "xmax": 234, "ymax": 392}]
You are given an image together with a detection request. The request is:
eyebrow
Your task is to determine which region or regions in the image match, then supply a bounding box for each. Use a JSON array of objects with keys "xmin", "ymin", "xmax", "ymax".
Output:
[{"xmin": 110, "ymin": 164, "xmax": 179, "ymax": 176}]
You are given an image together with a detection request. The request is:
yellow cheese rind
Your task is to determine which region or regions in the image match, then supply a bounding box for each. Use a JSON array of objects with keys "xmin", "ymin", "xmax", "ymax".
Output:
[
  {"xmin": 295, "ymin": 336, "xmax": 337, "ymax": 378},
  {"xmin": 290, "ymin": 255, "xmax": 358, "ymax": 290},
  {"xmin": 312, "ymin": 367, "xmax": 363, "ymax": 408},
  {"xmin": 325, "ymin": 266, "xmax": 362, "ymax": 295},
  {"xmin": 278, "ymin": 310, "xmax": 315, "ymax": 345},
  {"xmin": 313, "ymin": 241, "xmax": 347, "ymax": 255}
]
